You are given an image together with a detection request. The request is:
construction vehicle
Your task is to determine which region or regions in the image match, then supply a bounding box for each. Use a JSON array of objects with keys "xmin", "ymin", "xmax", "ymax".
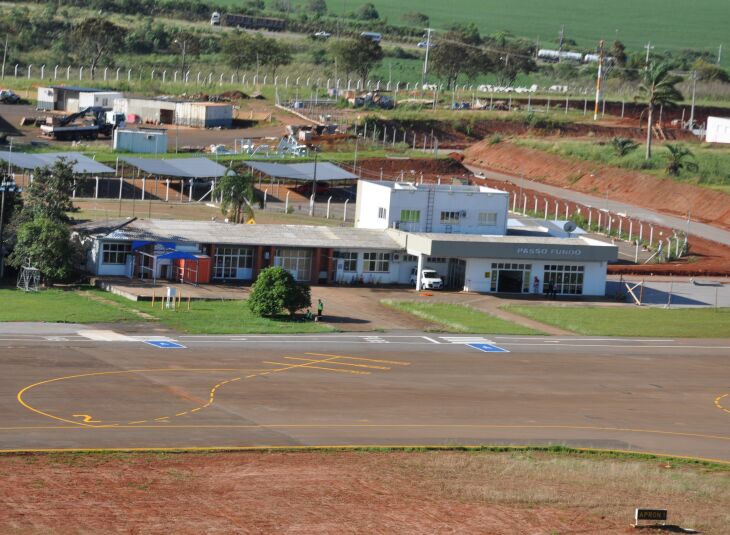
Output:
[{"xmin": 40, "ymin": 107, "xmax": 125, "ymax": 141}]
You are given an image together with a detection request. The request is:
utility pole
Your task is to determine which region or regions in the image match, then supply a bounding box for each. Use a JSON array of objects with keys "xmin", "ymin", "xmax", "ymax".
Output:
[
  {"xmin": 689, "ymin": 70, "xmax": 697, "ymax": 130},
  {"xmin": 718, "ymin": 44, "xmax": 723, "ymax": 65},
  {"xmin": 644, "ymin": 41, "xmax": 654, "ymax": 65},
  {"xmin": 1, "ymin": 35, "xmax": 7, "ymax": 81},
  {"xmin": 421, "ymin": 27, "xmax": 433, "ymax": 87},
  {"xmin": 593, "ymin": 40, "xmax": 605, "ymax": 121},
  {"xmin": 558, "ymin": 25, "xmax": 564, "ymax": 51}
]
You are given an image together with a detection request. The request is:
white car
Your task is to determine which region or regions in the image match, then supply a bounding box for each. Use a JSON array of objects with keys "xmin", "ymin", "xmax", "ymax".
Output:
[
  {"xmin": 410, "ymin": 268, "xmax": 443, "ymax": 290},
  {"xmin": 314, "ymin": 31, "xmax": 331, "ymax": 39},
  {"xmin": 417, "ymin": 41, "xmax": 435, "ymax": 48}
]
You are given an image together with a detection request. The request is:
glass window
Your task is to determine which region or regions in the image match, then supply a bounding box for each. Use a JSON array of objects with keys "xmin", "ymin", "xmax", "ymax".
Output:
[
  {"xmin": 363, "ymin": 252, "xmax": 390, "ymax": 272},
  {"xmin": 378, "ymin": 207, "xmax": 387, "ymax": 220},
  {"xmin": 478, "ymin": 212, "xmax": 498, "ymax": 226},
  {"xmin": 544, "ymin": 264, "xmax": 585, "ymax": 295},
  {"xmin": 400, "ymin": 209, "xmax": 421, "ymax": 223},
  {"xmin": 213, "ymin": 247, "xmax": 253, "ymax": 279},
  {"xmin": 275, "ymin": 248, "xmax": 312, "ymax": 281},
  {"xmin": 102, "ymin": 242, "xmax": 131, "ymax": 264},
  {"xmin": 440, "ymin": 211, "xmax": 461, "ymax": 223},
  {"xmin": 334, "ymin": 251, "xmax": 358, "ymax": 272}
]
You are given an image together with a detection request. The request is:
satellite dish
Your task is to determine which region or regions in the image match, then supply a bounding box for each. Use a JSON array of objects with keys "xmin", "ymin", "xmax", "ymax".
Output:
[{"xmin": 563, "ymin": 221, "xmax": 577, "ymax": 233}]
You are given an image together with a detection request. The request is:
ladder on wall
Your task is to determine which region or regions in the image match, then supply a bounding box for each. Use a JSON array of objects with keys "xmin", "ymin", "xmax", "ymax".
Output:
[{"xmin": 425, "ymin": 186, "xmax": 435, "ymax": 232}]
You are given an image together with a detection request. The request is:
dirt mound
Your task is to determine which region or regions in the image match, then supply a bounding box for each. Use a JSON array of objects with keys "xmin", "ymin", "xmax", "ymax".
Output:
[{"xmin": 464, "ymin": 141, "xmax": 730, "ymax": 230}]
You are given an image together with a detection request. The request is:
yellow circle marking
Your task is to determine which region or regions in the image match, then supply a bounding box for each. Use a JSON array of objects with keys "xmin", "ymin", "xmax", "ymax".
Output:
[{"xmin": 715, "ymin": 393, "xmax": 730, "ymax": 415}]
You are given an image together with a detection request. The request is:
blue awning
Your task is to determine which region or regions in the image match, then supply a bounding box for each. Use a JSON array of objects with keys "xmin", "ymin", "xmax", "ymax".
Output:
[
  {"xmin": 157, "ymin": 251, "xmax": 199, "ymax": 260},
  {"xmin": 131, "ymin": 240, "xmax": 177, "ymax": 250}
]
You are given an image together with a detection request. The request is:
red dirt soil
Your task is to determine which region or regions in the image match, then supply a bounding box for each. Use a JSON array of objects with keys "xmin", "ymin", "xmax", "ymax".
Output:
[
  {"xmin": 355, "ymin": 156, "xmax": 472, "ymax": 183},
  {"xmin": 0, "ymin": 452, "xmax": 629, "ymax": 534},
  {"xmin": 464, "ymin": 141, "xmax": 730, "ymax": 231}
]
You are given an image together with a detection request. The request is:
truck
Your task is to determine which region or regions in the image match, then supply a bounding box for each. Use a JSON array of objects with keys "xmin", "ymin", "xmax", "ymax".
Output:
[
  {"xmin": 410, "ymin": 268, "xmax": 444, "ymax": 290},
  {"xmin": 40, "ymin": 107, "xmax": 125, "ymax": 141},
  {"xmin": 222, "ymin": 14, "xmax": 285, "ymax": 31}
]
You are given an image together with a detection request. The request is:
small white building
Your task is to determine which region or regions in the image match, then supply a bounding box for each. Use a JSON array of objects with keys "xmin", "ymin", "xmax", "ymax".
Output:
[
  {"xmin": 114, "ymin": 97, "xmax": 233, "ymax": 127},
  {"xmin": 37, "ymin": 86, "xmax": 111, "ymax": 112},
  {"xmin": 79, "ymin": 91, "xmax": 123, "ymax": 110},
  {"xmin": 706, "ymin": 116, "xmax": 730, "ymax": 144},
  {"xmin": 113, "ymin": 129, "xmax": 168, "ymax": 154}
]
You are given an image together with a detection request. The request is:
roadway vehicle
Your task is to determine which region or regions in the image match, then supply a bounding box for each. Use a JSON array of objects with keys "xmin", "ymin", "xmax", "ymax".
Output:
[
  {"xmin": 0, "ymin": 89, "xmax": 20, "ymax": 104},
  {"xmin": 313, "ymin": 31, "xmax": 331, "ymax": 39},
  {"xmin": 360, "ymin": 32, "xmax": 381, "ymax": 43},
  {"xmin": 410, "ymin": 268, "xmax": 443, "ymax": 289},
  {"xmin": 40, "ymin": 107, "xmax": 125, "ymax": 141},
  {"xmin": 417, "ymin": 41, "xmax": 435, "ymax": 48},
  {"xmin": 210, "ymin": 11, "xmax": 221, "ymax": 25}
]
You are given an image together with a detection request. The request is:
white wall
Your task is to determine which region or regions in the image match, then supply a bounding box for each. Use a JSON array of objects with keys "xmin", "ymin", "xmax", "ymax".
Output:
[
  {"xmin": 355, "ymin": 181, "xmax": 392, "ymax": 230},
  {"xmin": 79, "ymin": 92, "xmax": 123, "ymax": 110},
  {"xmin": 706, "ymin": 116, "xmax": 730, "ymax": 144},
  {"xmin": 113, "ymin": 129, "xmax": 169, "ymax": 154}
]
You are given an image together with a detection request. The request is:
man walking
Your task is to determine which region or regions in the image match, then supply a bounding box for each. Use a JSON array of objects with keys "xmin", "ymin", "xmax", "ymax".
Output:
[{"xmin": 317, "ymin": 298, "xmax": 324, "ymax": 319}]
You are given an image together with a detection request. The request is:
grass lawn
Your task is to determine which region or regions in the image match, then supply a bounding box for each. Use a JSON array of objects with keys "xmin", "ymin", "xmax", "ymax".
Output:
[
  {"xmin": 505, "ymin": 305, "xmax": 730, "ymax": 338},
  {"xmin": 92, "ymin": 290, "xmax": 334, "ymax": 335},
  {"xmin": 0, "ymin": 288, "xmax": 139, "ymax": 323},
  {"xmin": 382, "ymin": 300, "xmax": 542, "ymax": 335}
]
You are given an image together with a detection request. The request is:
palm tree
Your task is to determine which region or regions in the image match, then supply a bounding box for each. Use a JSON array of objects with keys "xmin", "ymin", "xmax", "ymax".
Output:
[
  {"xmin": 610, "ymin": 136, "xmax": 638, "ymax": 157},
  {"xmin": 636, "ymin": 63, "xmax": 683, "ymax": 160},
  {"xmin": 664, "ymin": 143, "xmax": 699, "ymax": 176},
  {"xmin": 212, "ymin": 172, "xmax": 255, "ymax": 224}
]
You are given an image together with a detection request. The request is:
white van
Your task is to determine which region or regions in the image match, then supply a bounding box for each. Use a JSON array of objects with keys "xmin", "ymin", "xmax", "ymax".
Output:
[
  {"xmin": 210, "ymin": 12, "xmax": 221, "ymax": 26},
  {"xmin": 360, "ymin": 32, "xmax": 382, "ymax": 43},
  {"xmin": 410, "ymin": 268, "xmax": 443, "ymax": 290}
]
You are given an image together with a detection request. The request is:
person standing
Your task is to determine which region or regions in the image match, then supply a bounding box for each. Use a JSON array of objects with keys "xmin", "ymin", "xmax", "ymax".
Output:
[
  {"xmin": 317, "ymin": 298, "xmax": 324, "ymax": 318},
  {"xmin": 533, "ymin": 276, "xmax": 539, "ymax": 294}
]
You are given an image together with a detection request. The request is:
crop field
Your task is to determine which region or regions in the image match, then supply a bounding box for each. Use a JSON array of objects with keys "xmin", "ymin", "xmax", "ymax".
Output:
[{"xmin": 272, "ymin": 0, "xmax": 729, "ymax": 66}]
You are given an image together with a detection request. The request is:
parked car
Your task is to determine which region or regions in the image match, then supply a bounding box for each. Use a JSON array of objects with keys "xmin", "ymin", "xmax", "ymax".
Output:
[
  {"xmin": 0, "ymin": 89, "xmax": 20, "ymax": 104},
  {"xmin": 360, "ymin": 32, "xmax": 381, "ymax": 43},
  {"xmin": 410, "ymin": 268, "xmax": 443, "ymax": 290},
  {"xmin": 417, "ymin": 41, "xmax": 435, "ymax": 48},
  {"xmin": 313, "ymin": 31, "xmax": 331, "ymax": 39}
]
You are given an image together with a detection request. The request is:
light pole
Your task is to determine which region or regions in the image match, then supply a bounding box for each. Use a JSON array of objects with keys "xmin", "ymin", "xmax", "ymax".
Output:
[
  {"xmin": 174, "ymin": 38, "xmax": 187, "ymax": 75},
  {"xmin": 0, "ymin": 176, "xmax": 20, "ymax": 279}
]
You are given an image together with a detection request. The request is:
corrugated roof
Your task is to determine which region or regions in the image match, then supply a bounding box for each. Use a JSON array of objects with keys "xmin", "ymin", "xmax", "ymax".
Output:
[
  {"xmin": 406, "ymin": 232, "xmax": 611, "ymax": 246},
  {"xmin": 246, "ymin": 161, "xmax": 357, "ymax": 181},
  {"xmin": 50, "ymin": 86, "xmax": 103, "ymax": 92},
  {"xmin": 121, "ymin": 157, "xmax": 228, "ymax": 178},
  {"xmin": 0, "ymin": 151, "xmax": 114, "ymax": 174},
  {"xmin": 98, "ymin": 219, "xmax": 401, "ymax": 250}
]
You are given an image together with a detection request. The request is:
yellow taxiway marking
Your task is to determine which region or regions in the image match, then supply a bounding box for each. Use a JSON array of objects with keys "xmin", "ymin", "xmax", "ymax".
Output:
[
  {"xmin": 263, "ymin": 361, "xmax": 370, "ymax": 375},
  {"xmin": 715, "ymin": 393, "xmax": 730, "ymax": 414},
  {"xmin": 283, "ymin": 356, "xmax": 390, "ymax": 370},
  {"xmin": 305, "ymin": 353, "xmax": 411, "ymax": 366},
  {"xmin": 72, "ymin": 414, "xmax": 100, "ymax": 424}
]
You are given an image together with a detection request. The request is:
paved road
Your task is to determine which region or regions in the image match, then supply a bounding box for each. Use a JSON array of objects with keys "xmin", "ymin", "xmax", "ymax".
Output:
[
  {"xmin": 465, "ymin": 164, "xmax": 730, "ymax": 247},
  {"xmin": 1, "ymin": 326, "xmax": 728, "ymax": 461}
]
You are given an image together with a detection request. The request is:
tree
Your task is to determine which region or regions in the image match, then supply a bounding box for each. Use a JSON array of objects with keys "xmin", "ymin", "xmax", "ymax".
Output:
[
  {"xmin": 355, "ymin": 3, "xmax": 379, "ymax": 20},
  {"xmin": 71, "ymin": 17, "xmax": 125, "ymax": 78},
  {"xmin": 8, "ymin": 215, "xmax": 81, "ymax": 282},
  {"xmin": 636, "ymin": 62, "xmax": 683, "ymax": 160},
  {"xmin": 307, "ymin": 0, "xmax": 327, "ymax": 16},
  {"xmin": 611, "ymin": 40, "xmax": 628, "ymax": 67},
  {"xmin": 486, "ymin": 33, "xmax": 536, "ymax": 86},
  {"xmin": 664, "ymin": 144, "xmax": 699, "ymax": 176},
  {"xmin": 18, "ymin": 159, "xmax": 76, "ymax": 224},
  {"xmin": 248, "ymin": 266, "xmax": 311, "ymax": 317},
  {"xmin": 610, "ymin": 136, "xmax": 639, "ymax": 157},
  {"xmin": 430, "ymin": 24, "xmax": 488, "ymax": 89},
  {"xmin": 330, "ymin": 37, "xmax": 383, "ymax": 81},
  {"xmin": 222, "ymin": 33, "xmax": 291, "ymax": 78},
  {"xmin": 263, "ymin": 39, "xmax": 293, "ymax": 79},
  {"xmin": 212, "ymin": 173, "xmax": 255, "ymax": 224},
  {"xmin": 401, "ymin": 11, "xmax": 429, "ymax": 26},
  {"xmin": 693, "ymin": 59, "xmax": 730, "ymax": 83}
]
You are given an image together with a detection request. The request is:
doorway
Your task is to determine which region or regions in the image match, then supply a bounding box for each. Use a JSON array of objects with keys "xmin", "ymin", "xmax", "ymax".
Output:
[
  {"xmin": 446, "ymin": 258, "xmax": 466, "ymax": 289},
  {"xmin": 160, "ymin": 109, "xmax": 174, "ymax": 124},
  {"xmin": 497, "ymin": 270, "xmax": 524, "ymax": 293}
]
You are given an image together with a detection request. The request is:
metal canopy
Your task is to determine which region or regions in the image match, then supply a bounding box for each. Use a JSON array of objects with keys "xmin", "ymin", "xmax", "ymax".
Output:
[
  {"xmin": 246, "ymin": 161, "xmax": 357, "ymax": 182},
  {"xmin": 121, "ymin": 157, "xmax": 228, "ymax": 178},
  {"xmin": 0, "ymin": 152, "xmax": 114, "ymax": 174}
]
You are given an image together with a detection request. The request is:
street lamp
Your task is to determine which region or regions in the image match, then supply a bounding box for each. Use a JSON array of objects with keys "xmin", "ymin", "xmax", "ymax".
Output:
[
  {"xmin": 173, "ymin": 38, "xmax": 187, "ymax": 75},
  {"xmin": 0, "ymin": 176, "xmax": 20, "ymax": 279}
]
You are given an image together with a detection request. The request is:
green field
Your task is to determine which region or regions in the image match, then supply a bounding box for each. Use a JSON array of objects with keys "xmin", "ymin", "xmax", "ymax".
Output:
[
  {"xmin": 0, "ymin": 288, "xmax": 138, "ymax": 323},
  {"xmin": 282, "ymin": 0, "xmax": 729, "ymax": 66},
  {"xmin": 382, "ymin": 300, "xmax": 542, "ymax": 334},
  {"xmin": 505, "ymin": 305, "xmax": 730, "ymax": 337}
]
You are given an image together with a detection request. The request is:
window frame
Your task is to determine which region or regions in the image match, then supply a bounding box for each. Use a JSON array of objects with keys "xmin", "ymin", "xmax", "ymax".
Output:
[
  {"xmin": 362, "ymin": 252, "xmax": 391, "ymax": 273},
  {"xmin": 101, "ymin": 242, "xmax": 131, "ymax": 265}
]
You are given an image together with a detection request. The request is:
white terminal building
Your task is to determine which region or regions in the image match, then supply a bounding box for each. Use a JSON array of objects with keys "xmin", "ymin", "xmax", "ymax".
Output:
[{"xmin": 76, "ymin": 179, "xmax": 617, "ymax": 296}]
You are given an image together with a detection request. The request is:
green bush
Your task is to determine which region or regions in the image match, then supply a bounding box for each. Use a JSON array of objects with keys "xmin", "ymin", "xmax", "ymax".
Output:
[{"xmin": 248, "ymin": 266, "xmax": 311, "ymax": 317}]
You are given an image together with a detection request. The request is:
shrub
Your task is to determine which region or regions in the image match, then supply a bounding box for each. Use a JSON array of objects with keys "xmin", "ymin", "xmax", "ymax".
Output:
[{"xmin": 248, "ymin": 266, "xmax": 311, "ymax": 317}]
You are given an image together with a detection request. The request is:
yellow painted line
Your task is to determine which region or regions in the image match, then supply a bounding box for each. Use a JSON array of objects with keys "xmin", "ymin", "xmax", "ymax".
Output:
[
  {"xmin": 154, "ymin": 417, "xmax": 169, "ymax": 422},
  {"xmin": 190, "ymin": 408, "xmax": 201, "ymax": 413},
  {"xmin": 0, "ymin": 444, "xmax": 726, "ymax": 466},
  {"xmin": 175, "ymin": 412, "xmax": 188, "ymax": 417},
  {"xmin": 305, "ymin": 353, "xmax": 411, "ymax": 366},
  {"xmin": 127, "ymin": 420, "xmax": 147, "ymax": 425},
  {"xmin": 715, "ymin": 393, "xmax": 730, "ymax": 414},
  {"xmin": 263, "ymin": 361, "xmax": 370, "ymax": 375},
  {"xmin": 283, "ymin": 356, "xmax": 389, "ymax": 370}
]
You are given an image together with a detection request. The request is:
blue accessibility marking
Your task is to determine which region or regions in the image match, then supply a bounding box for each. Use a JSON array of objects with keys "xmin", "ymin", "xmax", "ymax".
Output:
[
  {"xmin": 468, "ymin": 343, "xmax": 510, "ymax": 353},
  {"xmin": 145, "ymin": 340, "xmax": 186, "ymax": 349}
]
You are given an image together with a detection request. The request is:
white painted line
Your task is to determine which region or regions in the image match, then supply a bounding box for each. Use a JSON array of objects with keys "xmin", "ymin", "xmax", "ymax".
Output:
[
  {"xmin": 78, "ymin": 330, "xmax": 135, "ymax": 342},
  {"xmin": 500, "ymin": 342, "xmax": 730, "ymax": 350},
  {"xmin": 422, "ymin": 336, "xmax": 441, "ymax": 344},
  {"xmin": 493, "ymin": 337, "xmax": 675, "ymax": 342}
]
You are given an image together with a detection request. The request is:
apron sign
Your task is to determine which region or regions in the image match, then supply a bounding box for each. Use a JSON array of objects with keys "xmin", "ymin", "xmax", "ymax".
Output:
[{"xmin": 635, "ymin": 508, "xmax": 668, "ymax": 523}]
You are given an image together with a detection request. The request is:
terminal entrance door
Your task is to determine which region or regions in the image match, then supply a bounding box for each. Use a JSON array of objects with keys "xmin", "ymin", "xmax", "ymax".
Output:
[
  {"xmin": 446, "ymin": 258, "xmax": 466, "ymax": 289},
  {"xmin": 497, "ymin": 270, "xmax": 523, "ymax": 293}
]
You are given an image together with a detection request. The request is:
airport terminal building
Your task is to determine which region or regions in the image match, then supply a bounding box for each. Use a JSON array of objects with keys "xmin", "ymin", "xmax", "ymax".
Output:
[{"xmin": 76, "ymin": 180, "xmax": 617, "ymax": 295}]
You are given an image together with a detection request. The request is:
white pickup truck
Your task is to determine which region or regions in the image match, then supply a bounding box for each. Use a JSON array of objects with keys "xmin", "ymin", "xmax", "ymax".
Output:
[{"xmin": 410, "ymin": 268, "xmax": 443, "ymax": 290}]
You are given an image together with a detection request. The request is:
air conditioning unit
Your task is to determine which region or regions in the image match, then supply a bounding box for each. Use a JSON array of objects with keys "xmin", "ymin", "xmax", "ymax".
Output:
[{"xmin": 460, "ymin": 210, "xmax": 467, "ymax": 217}]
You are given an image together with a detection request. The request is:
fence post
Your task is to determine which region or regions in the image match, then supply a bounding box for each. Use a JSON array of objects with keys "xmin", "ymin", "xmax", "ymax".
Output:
[
  {"xmin": 27, "ymin": 64, "xmax": 32, "ymax": 79},
  {"xmin": 326, "ymin": 196, "xmax": 332, "ymax": 219},
  {"xmin": 54, "ymin": 65, "xmax": 58, "ymax": 79},
  {"xmin": 343, "ymin": 198, "xmax": 349, "ymax": 221}
]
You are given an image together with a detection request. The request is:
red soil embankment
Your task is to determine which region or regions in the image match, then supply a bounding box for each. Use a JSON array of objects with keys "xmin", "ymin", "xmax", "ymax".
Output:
[{"xmin": 464, "ymin": 141, "xmax": 730, "ymax": 231}]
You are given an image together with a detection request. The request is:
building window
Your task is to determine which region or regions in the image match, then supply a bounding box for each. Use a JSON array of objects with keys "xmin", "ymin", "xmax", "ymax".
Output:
[
  {"xmin": 403, "ymin": 254, "xmax": 418, "ymax": 262},
  {"xmin": 490, "ymin": 262, "xmax": 533, "ymax": 293},
  {"xmin": 544, "ymin": 265, "xmax": 584, "ymax": 295},
  {"xmin": 363, "ymin": 252, "xmax": 391, "ymax": 272},
  {"xmin": 400, "ymin": 209, "xmax": 421, "ymax": 223},
  {"xmin": 378, "ymin": 207, "xmax": 387, "ymax": 220},
  {"xmin": 334, "ymin": 251, "xmax": 358, "ymax": 272},
  {"xmin": 275, "ymin": 248, "xmax": 312, "ymax": 281},
  {"xmin": 479, "ymin": 212, "xmax": 498, "ymax": 226},
  {"xmin": 427, "ymin": 257, "xmax": 447, "ymax": 263},
  {"xmin": 213, "ymin": 247, "xmax": 253, "ymax": 279},
  {"xmin": 102, "ymin": 242, "xmax": 131, "ymax": 264},
  {"xmin": 440, "ymin": 211, "xmax": 462, "ymax": 224}
]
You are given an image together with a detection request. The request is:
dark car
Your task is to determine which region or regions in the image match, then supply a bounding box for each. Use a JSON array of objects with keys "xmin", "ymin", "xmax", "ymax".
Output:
[{"xmin": 0, "ymin": 89, "xmax": 20, "ymax": 104}]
